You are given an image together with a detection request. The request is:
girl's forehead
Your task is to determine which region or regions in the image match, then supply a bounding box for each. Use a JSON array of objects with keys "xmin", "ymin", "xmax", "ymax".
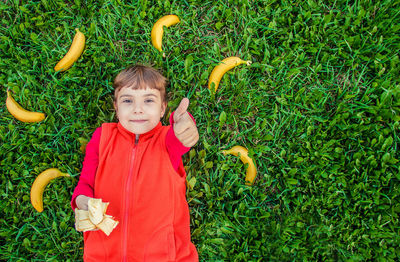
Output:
[{"xmin": 117, "ymin": 86, "xmax": 161, "ymax": 97}]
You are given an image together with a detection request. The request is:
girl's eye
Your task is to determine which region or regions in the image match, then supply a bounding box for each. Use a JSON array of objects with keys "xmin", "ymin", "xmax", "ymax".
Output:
[
  {"xmin": 145, "ymin": 99, "xmax": 154, "ymax": 103},
  {"xmin": 122, "ymin": 99, "xmax": 132, "ymax": 103}
]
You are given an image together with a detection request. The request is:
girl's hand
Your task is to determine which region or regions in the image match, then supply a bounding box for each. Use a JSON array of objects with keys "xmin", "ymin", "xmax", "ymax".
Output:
[
  {"xmin": 76, "ymin": 195, "xmax": 91, "ymax": 211},
  {"xmin": 173, "ymin": 98, "xmax": 199, "ymax": 147},
  {"xmin": 75, "ymin": 195, "xmax": 99, "ymax": 232}
]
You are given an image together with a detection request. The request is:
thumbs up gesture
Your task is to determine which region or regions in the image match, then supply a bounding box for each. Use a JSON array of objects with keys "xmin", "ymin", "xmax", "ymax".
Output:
[{"xmin": 173, "ymin": 98, "xmax": 199, "ymax": 147}]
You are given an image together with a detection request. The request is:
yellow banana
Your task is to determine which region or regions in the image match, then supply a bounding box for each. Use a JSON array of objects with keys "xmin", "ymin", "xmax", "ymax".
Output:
[
  {"xmin": 222, "ymin": 145, "xmax": 257, "ymax": 185},
  {"xmin": 151, "ymin": 14, "xmax": 180, "ymax": 55},
  {"xmin": 6, "ymin": 90, "xmax": 45, "ymax": 123},
  {"xmin": 208, "ymin": 57, "xmax": 252, "ymax": 92},
  {"xmin": 54, "ymin": 28, "xmax": 85, "ymax": 71},
  {"xmin": 30, "ymin": 168, "xmax": 70, "ymax": 212}
]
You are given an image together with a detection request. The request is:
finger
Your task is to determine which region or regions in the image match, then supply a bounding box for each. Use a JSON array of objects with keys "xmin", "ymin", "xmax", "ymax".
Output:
[
  {"xmin": 77, "ymin": 202, "xmax": 88, "ymax": 211},
  {"xmin": 179, "ymin": 129, "xmax": 199, "ymax": 145},
  {"xmin": 79, "ymin": 201, "xmax": 88, "ymax": 210},
  {"xmin": 177, "ymin": 128, "xmax": 195, "ymax": 141},
  {"xmin": 175, "ymin": 118, "xmax": 197, "ymax": 135},
  {"xmin": 174, "ymin": 118, "xmax": 190, "ymax": 134},
  {"xmin": 173, "ymin": 98, "xmax": 189, "ymax": 122},
  {"xmin": 76, "ymin": 195, "xmax": 89, "ymax": 210},
  {"xmin": 175, "ymin": 115, "xmax": 195, "ymax": 132},
  {"xmin": 181, "ymin": 135, "xmax": 199, "ymax": 147},
  {"xmin": 174, "ymin": 124, "xmax": 190, "ymax": 136}
]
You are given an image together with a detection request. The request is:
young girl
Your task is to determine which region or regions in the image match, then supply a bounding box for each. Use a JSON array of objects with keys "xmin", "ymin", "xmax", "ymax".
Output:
[{"xmin": 71, "ymin": 65, "xmax": 199, "ymax": 261}]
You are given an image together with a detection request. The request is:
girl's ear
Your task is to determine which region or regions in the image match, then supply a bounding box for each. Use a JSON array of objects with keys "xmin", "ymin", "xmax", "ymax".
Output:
[
  {"xmin": 113, "ymin": 99, "xmax": 118, "ymax": 115},
  {"xmin": 160, "ymin": 101, "xmax": 167, "ymax": 118}
]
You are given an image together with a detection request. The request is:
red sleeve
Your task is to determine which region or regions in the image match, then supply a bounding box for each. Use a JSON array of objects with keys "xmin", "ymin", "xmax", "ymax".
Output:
[
  {"xmin": 166, "ymin": 112, "xmax": 196, "ymax": 171},
  {"xmin": 70, "ymin": 127, "xmax": 101, "ymax": 210}
]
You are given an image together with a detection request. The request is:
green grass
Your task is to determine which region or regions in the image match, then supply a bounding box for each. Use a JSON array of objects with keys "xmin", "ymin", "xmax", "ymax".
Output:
[{"xmin": 1, "ymin": 0, "xmax": 399, "ymax": 261}]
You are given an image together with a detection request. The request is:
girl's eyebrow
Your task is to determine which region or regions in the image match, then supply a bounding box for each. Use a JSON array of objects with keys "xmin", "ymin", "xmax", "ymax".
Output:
[
  {"xmin": 143, "ymin": 94, "xmax": 158, "ymax": 98},
  {"xmin": 119, "ymin": 93, "xmax": 158, "ymax": 98}
]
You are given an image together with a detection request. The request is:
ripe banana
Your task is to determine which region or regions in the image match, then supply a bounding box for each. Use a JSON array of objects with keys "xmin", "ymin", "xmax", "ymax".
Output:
[
  {"xmin": 30, "ymin": 168, "xmax": 70, "ymax": 212},
  {"xmin": 6, "ymin": 90, "xmax": 45, "ymax": 123},
  {"xmin": 151, "ymin": 14, "xmax": 180, "ymax": 55},
  {"xmin": 54, "ymin": 28, "xmax": 85, "ymax": 71},
  {"xmin": 222, "ymin": 145, "xmax": 257, "ymax": 185},
  {"xmin": 208, "ymin": 57, "xmax": 252, "ymax": 92}
]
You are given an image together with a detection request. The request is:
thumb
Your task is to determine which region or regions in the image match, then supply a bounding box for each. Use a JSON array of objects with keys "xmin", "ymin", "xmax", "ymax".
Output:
[{"xmin": 174, "ymin": 98, "xmax": 189, "ymax": 122}]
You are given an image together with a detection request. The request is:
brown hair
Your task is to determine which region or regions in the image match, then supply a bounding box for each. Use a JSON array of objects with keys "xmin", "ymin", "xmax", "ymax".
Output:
[{"xmin": 113, "ymin": 65, "xmax": 167, "ymax": 102}]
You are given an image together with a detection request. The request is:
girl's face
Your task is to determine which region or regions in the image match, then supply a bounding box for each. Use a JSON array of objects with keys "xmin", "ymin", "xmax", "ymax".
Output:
[{"xmin": 114, "ymin": 87, "xmax": 166, "ymax": 135}]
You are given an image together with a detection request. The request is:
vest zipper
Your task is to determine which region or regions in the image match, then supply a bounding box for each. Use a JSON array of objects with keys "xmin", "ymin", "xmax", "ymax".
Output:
[{"xmin": 122, "ymin": 142, "xmax": 137, "ymax": 261}]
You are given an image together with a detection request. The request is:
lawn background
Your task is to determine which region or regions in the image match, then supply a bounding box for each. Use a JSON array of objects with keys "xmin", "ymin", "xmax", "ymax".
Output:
[{"xmin": 1, "ymin": 0, "xmax": 399, "ymax": 261}]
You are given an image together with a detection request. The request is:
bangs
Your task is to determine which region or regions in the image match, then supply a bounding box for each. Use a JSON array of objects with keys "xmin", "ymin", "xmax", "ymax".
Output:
[{"xmin": 113, "ymin": 65, "xmax": 167, "ymax": 101}]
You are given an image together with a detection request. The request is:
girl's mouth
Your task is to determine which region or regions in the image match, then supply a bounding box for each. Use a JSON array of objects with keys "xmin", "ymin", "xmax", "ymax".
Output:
[{"xmin": 130, "ymin": 120, "xmax": 147, "ymax": 123}]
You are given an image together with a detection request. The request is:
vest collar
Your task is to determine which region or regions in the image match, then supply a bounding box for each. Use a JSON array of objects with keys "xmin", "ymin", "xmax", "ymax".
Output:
[{"xmin": 117, "ymin": 121, "xmax": 162, "ymax": 144}]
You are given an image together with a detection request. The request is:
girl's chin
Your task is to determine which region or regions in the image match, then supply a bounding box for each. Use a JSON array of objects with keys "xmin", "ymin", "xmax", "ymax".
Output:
[{"xmin": 122, "ymin": 124, "xmax": 153, "ymax": 135}]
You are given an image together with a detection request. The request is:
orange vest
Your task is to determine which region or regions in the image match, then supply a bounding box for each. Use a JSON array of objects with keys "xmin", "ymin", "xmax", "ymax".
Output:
[{"xmin": 83, "ymin": 122, "xmax": 198, "ymax": 262}]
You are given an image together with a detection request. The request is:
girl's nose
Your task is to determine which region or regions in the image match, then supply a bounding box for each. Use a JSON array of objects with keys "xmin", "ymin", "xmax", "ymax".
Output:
[{"xmin": 132, "ymin": 102, "xmax": 143, "ymax": 113}]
